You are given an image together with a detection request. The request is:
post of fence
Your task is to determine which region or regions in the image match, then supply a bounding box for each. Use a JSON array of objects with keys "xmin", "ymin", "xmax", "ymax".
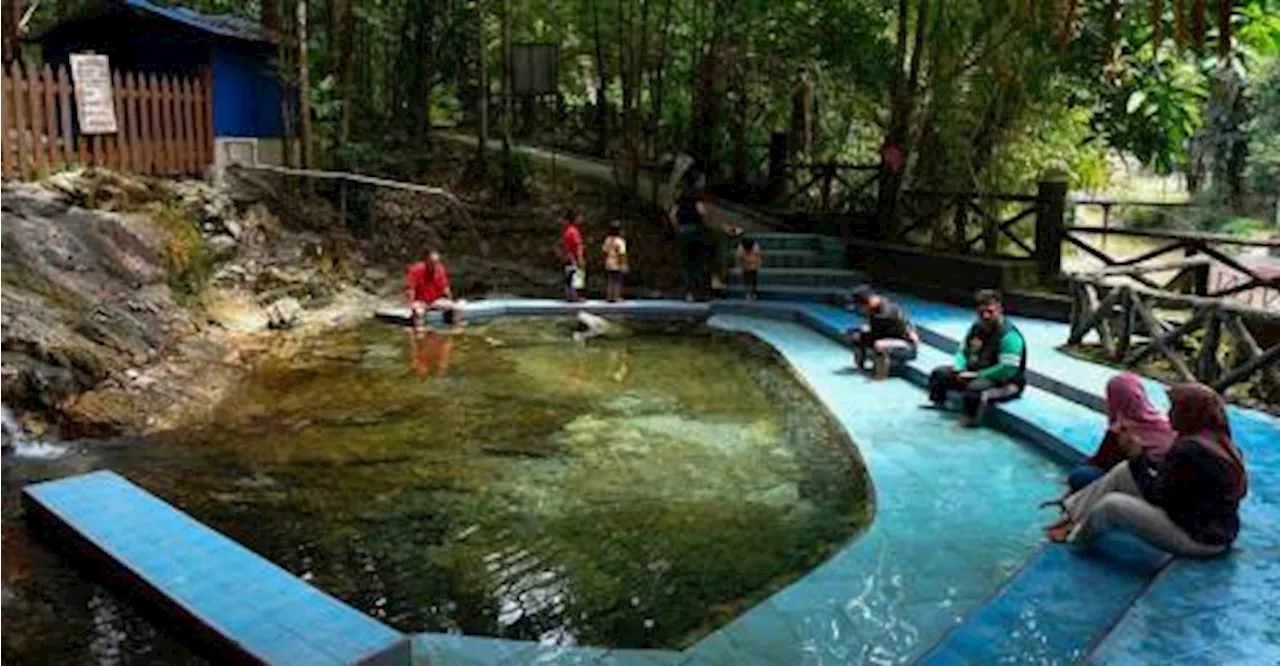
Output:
[
  {"xmin": 767, "ymin": 132, "xmax": 789, "ymax": 201},
  {"xmin": 1185, "ymin": 244, "xmax": 1211, "ymax": 296},
  {"xmin": 1036, "ymin": 172, "xmax": 1068, "ymax": 284}
]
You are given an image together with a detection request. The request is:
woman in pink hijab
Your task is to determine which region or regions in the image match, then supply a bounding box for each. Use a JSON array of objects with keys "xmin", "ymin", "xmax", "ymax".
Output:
[
  {"xmin": 1066, "ymin": 373, "xmax": 1176, "ymax": 491},
  {"xmin": 1044, "ymin": 382, "xmax": 1247, "ymax": 557}
]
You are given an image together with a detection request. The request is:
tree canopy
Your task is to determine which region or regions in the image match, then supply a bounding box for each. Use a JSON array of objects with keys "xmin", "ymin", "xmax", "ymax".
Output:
[{"xmin": 10, "ymin": 0, "xmax": 1280, "ymax": 207}]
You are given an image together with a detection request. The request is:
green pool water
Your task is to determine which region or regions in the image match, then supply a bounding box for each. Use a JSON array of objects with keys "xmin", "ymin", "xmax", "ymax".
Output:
[{"xmin": 2, "ymin": 318, "xmax": 871, "ymax": 657}]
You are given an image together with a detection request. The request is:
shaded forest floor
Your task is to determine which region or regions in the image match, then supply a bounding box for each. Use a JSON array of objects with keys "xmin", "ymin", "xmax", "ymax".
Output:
[{"xmin": 243, "ymin": 138, "xmax": 698, "ymax": 302}]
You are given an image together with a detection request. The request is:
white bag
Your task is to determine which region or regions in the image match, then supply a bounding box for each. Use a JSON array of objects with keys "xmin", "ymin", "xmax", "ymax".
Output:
[{"xmin": 572, "ymin": 268, "xmax": 587, "ymax": 291}]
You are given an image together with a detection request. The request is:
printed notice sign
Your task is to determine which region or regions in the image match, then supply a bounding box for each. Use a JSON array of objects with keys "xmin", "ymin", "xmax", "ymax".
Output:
[{"xmin": 69, "ymin": 54, "xmax": 118, "ymax": 134}]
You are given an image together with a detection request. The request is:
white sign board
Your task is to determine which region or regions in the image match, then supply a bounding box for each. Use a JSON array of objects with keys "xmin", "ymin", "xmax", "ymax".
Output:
[{"xmin": 69, "ymin": 54, "xmax": 118, "ymax": 134}]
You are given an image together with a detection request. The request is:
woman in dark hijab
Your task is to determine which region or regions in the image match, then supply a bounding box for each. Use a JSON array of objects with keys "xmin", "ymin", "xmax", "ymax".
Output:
[{"xmin": 1044, "ymin": 383, "xmax": 1247, "ymax": 557}]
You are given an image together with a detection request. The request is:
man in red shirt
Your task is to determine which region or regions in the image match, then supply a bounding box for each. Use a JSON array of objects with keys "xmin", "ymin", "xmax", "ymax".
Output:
[
  {"xmin": 405, "ymin": 249, "xmax": 459, "ymax": 332},
  {"xmin": 561, "ymin": 209, "xmax": 586, "ymax": 301}
]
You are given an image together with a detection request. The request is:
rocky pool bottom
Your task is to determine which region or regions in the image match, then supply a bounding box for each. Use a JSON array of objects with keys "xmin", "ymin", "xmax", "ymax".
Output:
[{"xmin": 2, "ymin": 318, "xmax": 872, "ymax": 662}]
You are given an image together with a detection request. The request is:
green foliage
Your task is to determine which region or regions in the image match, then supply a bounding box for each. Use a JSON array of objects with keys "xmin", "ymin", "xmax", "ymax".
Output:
[
  {"xmin": 19, "ymin": 0, "xmax": 1278, "ymax": 207},
  {"xmin": 1246, "ymin": 58, "xmax": 1280, "ymax": 196},
  {"xmin": 1093, "ymin": 47, "xmax": 1207, "ymax": 175},
  {"xmin": 151, "ymin": 204, "xmax": 212, "ymax": 306}
]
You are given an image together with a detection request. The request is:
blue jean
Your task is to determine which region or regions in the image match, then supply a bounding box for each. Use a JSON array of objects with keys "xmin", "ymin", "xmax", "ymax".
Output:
[{"xmin": 1067, "ymin": 465, "xmax": 1106, "ymax": 492}]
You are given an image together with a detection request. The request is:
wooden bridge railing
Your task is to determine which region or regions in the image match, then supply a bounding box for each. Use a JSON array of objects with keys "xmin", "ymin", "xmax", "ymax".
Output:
[
  {"xmin": 774, "ymin": 162, "xmax": 881, "ymax": 214},
  {"xmin": 1064, "ymin": 224, "xmax": 1280, "ymax": 309},
  {"xmin": 892, "ymin": 190, "xmax": 1044, "ymax": 259},
  {"xmin": 1067, "ymin": 275, "xmax": 1280, "ymax": 402}
]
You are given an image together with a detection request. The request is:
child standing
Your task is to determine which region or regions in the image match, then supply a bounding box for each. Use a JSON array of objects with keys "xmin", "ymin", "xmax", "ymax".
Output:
[
  {"xmin": 561, "ymin": 209, "xmax": 586, "ymax": 301},
  {"xmin": 736, "ymin": 238, "xmax": 763, "ymax": 300},
  {"xmin": 602, "ymin": 220, "xmax": 628, "ymax": 302}
]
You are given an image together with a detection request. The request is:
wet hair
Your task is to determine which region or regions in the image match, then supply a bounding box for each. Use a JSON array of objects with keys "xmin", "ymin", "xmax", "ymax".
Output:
[
  {"xmin": 851, "ymin": 284, "xmax": 875, "ymax": 303},
  {"xmin": 609, "ymin": 220, "xmax": 623, "ymax": 234},
  {"xmin": 975, "ymin": 289, "xmax": 1003, "ymax": 307}
]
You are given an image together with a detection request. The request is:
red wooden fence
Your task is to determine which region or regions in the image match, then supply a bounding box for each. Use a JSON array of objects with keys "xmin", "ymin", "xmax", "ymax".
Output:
[{"xmin": 1, "ymin": 64, "xmax": 212, "ymax": 180}]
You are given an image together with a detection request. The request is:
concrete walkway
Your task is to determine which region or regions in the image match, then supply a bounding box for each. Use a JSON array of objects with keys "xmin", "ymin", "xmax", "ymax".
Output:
[{"xmin": 436, "ymin": 132, "xmax": 779, "ymax": 235}]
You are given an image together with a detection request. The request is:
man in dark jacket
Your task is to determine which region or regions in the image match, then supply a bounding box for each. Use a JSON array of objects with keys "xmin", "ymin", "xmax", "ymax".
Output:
[
  {"xmin": 846, "ymin": 285, "xmax": 919, "ymax": 380},
  {"xmin": 927, "ymin": 289, "xmax": 1027, "ymax": 426}
]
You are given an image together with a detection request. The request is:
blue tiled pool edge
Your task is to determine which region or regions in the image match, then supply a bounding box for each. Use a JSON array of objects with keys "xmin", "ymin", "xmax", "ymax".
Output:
[
  {"xmin": 25, "ymin": 297, "xmax": 1277, "ymax": 664},
  {"xmin": 22, "ymin": 470, "xmax": 412, "ymax": 666},
  {"xmin": 388, "ymin": 299, "xmax": 1118, "ymax": 663}
]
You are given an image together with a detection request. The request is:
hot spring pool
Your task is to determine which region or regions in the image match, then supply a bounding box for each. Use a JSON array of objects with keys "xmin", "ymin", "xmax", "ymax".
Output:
[{"xmin": 2, "ymin": 318, "xmax": 873, "ymax": 660}]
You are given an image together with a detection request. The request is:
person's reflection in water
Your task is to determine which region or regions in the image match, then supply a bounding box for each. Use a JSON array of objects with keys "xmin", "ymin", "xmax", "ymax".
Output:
[
  {"xmin": 609, "ymin": 348, "xmax": 629, "ymax": 383},
  {"xmin": 409, "ymin": 330, "xmax": 454, "ymax": 378}
]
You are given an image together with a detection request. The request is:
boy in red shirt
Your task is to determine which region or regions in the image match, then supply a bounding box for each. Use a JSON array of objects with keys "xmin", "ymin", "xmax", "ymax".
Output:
[
  {"xmin": 561, "ymin": 209, "xmax": 586, "ymax": 301},
  {"xmin": 404, "ymin": 249, "xmax": 460, "ymax": 332}
]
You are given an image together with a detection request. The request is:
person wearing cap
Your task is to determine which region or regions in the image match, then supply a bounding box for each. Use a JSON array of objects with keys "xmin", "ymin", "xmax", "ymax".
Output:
[{"xmin": 845, "ymin": 285, "xmax": 919, "ymax": 380}]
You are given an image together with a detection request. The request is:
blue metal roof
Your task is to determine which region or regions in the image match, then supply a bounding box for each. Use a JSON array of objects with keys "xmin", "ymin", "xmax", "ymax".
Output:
[{"xmin": 123, "ymin": 0, "xmax": 274, "ymax": 44}]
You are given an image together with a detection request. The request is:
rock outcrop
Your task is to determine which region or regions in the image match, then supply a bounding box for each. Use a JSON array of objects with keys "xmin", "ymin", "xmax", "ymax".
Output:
[{"xmin": 1, "ymin": 169, "xmax": 380, "ymax": 438}]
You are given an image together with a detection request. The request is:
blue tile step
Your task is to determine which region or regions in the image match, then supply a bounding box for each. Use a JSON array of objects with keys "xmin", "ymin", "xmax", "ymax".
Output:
[
  {"xmin": 728, "ymin": 267, "xmax": 868, "ymax": 288},
  {"xmin": 22, "ymin": 470, "xmax": 411, "ymax": 665},
  {"xmin": 748, "ymin": 249, "xmax": 844, "ymax": 269},
  {"xmin": 919, "ymin": 538, "xmax": 1170, "ymax": 666},
  {"xmin": 724, "ymin": 283, "xmax": 853, "ymax": 303},
  {"xmin": 739, "ymin": 232, "xmax": 827, "ymax": 251}
]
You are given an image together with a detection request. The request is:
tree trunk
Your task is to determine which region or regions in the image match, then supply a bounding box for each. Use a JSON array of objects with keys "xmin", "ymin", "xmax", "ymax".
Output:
[
  {"xmin": 790, "ymin": 69, "xmax": 814, "ymax": 159},
  {"xmin": 297, "ymin": 0, "xmax": 312, "ymax": 168},
  {"xmin": 591, "ymin": 0, "xmax": 609, "ymax": 157},
  {"xmin": 501, "ymin": 0, "xmax": 514, "ymax": 199},
  {"xmin": 272, "ymin": 0, "xmax": 296, "ymax": 167},
  {"xmin": 476, "ymin": 0, "xmax": 488, "ymax": 165},
  {"xmin": 637, "ymin": 0, "xmax": 651, "ymax": 160},
  {"xmin": 877, "ymin": 0, "xmax": 929, "ymax": 239},
  {"xmin": 650, "ymin": 0, "xmax": 674, "ymax": 156},
  {"xmin": 332, "ymin": 0, "xmax": 355, "ymax": 152},
  {"xmin": 692, "ymin": 2, "xmax": 727, "ymax": 174}
]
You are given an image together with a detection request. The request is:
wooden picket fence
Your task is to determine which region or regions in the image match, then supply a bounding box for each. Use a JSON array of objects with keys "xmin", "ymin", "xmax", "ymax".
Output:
[{"xmin": 2, "ymin": 64, "xmax": 212, "ymax": 180}]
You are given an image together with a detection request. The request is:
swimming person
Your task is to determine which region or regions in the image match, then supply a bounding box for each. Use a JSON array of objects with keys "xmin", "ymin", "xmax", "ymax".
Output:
[
  {"xmin": 602, "ymin": 220, "xmax": 628, "ymax": 302},
  {"xmin": 405, "ymin": 249, "xmax": 460, "ymax": 334},
  {"xmin": 562, "ymin": 209, "xmax": 586, "ymax": 301},
  {"xmin": 926, "ymin": 289, "xmax": 1026, "ymax": 426},
  {"xmin": 1066, "ymin": 373, "xmax": 1176, "ymax": 492},
  {"xmin": 736, "ymin": 238, "xmax": 763, "ymax": 301},
  {"xmin": 1045, "ymin": 383, "xmax": 1247, "ymax": 558}
]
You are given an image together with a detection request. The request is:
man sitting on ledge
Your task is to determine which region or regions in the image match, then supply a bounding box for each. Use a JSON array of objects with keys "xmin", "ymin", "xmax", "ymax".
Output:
[
  {"xmin": 845, "ymin": 285, "xmax": 919, "ymax": 380},
  {"xmin": 927, "ymin": 289, "xmax": 1026, "ymax": 426}
]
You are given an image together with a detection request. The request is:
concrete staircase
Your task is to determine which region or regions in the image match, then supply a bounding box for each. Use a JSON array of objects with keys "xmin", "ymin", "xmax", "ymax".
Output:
[{"xmin": 725, "ymin": 232, "xmax": 867, "ymax": 302}]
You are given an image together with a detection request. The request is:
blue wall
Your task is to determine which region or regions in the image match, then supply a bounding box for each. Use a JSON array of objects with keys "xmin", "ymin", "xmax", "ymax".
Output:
[{"xmin": 212, "ymin": 44, "xmax": 283, "ymax": 138}]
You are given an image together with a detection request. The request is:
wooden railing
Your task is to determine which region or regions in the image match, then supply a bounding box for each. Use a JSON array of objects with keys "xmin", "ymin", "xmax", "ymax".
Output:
[
  {"xmin": 893, "ymin": 190, "xmax": 1043, "ymax": 258},
  {"xmin": 1, "ymin": 64, "xmax": 212, "ymax": 180},
  {"xmin": 774, "ymin": 162, "xmax": 880, "ymax": 214},
  {"xmin": 1064, "ymin": 225, "xmax": 1280, "ymax": 309},
  {"xmin": 1067, "ymin": 275, "xmax": 1279, "ymax": 402}
]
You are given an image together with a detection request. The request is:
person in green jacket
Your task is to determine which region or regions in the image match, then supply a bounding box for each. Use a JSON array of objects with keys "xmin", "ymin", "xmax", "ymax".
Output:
[{"xmin": 927, "ymin": 289, "xmax": 1027, "ymax": 426}]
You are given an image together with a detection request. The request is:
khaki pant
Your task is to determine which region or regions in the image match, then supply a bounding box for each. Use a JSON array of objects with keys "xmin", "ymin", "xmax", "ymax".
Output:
[{"xmin": 1064, "ymin": 461, "xmax": 1226, "ymax": 557}]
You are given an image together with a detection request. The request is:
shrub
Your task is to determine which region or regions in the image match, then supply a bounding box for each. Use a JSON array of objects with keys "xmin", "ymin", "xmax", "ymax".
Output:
[{"xmin": 151, "ymin": 204, "xmax": 211, "ymax": 306}]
